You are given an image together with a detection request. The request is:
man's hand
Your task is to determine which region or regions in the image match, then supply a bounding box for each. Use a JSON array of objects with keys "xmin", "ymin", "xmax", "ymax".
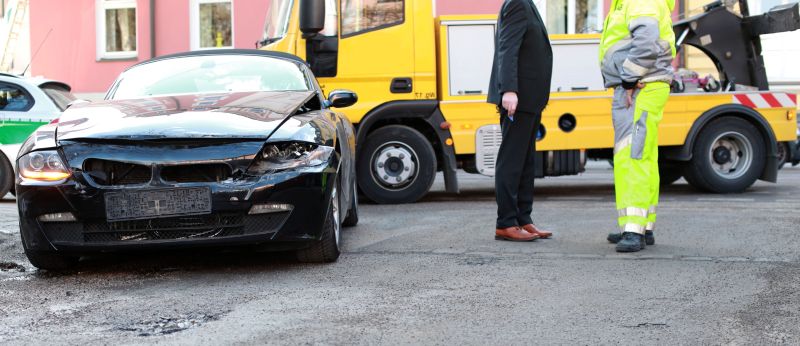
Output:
[
  {"xmin": 502, "ymin": 92, "xmax": 519, "ymax": 116},
  {"xmin": 625, "ymin": 81, "xmax": 646, "ymax": 108}
]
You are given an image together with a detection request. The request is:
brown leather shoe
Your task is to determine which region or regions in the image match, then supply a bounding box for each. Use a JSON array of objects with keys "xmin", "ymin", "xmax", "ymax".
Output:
[
  {"xmin": 495, "ymin": 227, "xmax": 539, "ymax": 242},
  {"xmin": 521, "ymin": 224, "xmax": 552, "ymax": 239}
]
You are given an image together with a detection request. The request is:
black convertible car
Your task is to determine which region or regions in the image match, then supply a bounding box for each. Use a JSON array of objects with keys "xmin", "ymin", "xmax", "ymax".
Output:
[{"xmin": 15, "ymin": 50, "xmax": 359, "ymax": 270}]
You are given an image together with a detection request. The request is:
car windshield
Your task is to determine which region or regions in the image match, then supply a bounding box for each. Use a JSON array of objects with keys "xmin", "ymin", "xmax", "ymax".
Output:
[
  {"xmin": 40, "ymin": 84, "xmax": 77, "ymax": 111},
  {"xmin": 262, "ymin": 0, "xmax": 294, "ymax": 45},
  {"xmin": 109, "ymin": 54, "xmax": 310, "ymax": 99}
]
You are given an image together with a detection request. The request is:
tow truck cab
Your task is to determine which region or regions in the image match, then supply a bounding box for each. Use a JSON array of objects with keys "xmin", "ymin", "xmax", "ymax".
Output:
[{"xmin": 260, "ymin": 0, "xmax": 799, "ymax": 204}]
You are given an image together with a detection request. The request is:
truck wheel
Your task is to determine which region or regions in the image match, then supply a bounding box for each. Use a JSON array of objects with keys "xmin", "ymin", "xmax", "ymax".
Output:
[
  {"xmin": 0, "ymin": 152, "xmax": 13, "ymax": 199},
  {"xmin": 683, "ymin": 117, "xmax": 766, "ymax": 193},
  {"xmin": 659, "ymin": 162, "xmax": 683, "ymax": 186},
  {"xmin": 358, "ymin": 125, "xmax": 437, "ymax": 204},
  {"xmin": 777, "ymin": 142, "xmax": 789, "ymax": 170}
]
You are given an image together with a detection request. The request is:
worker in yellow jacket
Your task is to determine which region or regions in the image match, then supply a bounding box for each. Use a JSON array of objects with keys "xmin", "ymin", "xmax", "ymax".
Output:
[{"xmin": 599, "ymin": 0, "xmax": 676, "ymax": 252}]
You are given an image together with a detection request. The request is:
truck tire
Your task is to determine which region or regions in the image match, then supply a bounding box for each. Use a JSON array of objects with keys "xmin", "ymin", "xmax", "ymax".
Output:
[
  {"xmin": 0, "ymin": 152, "xmax": 14, "ymax": 199},
  {"xmin": 296, "ymin": 178, "xmax": 341, "ymax": 263},
  {"xmin": 357, "ymin": 125, "xmax": 437, "ymax": 204},
  {"xmin": 659, "ymin": 162, "xmax": 683, "ymax": 186},
  {"xmin": 777, "ymin": 142, "xmax": 789, "ymax": 170},
  {"xmin": 683, "ymin": 117, "xmax": 766, "ymax": 193}
]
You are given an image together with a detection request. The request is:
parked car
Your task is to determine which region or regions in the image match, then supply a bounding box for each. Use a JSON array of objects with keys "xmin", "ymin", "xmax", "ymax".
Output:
[
  {"xmin": 15, "ymin": 50, "xmax": 359, "ymax": 270},
  {"xmin": 0, "ymin": 73, "xmax": 75, "ymax": 197}
]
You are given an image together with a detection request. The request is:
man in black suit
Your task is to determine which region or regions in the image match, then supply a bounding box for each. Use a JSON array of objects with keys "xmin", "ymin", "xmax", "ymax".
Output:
[{"xmin": 487, "ymin": 0, "xmax": 553, "ymax": 242}]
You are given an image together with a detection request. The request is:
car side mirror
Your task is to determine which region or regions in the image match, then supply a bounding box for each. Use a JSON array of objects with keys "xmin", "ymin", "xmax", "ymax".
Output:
[
  {"xmin": 299, "ymin": 0, "xmax": 325, "ymax": 39},
  {"xmin": 327, "ymin": 89, "xmax": 358, "ymax": 108}
]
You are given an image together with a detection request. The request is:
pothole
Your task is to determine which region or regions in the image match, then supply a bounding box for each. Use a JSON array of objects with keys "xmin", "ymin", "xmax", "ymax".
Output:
[
  {"xmin": 0, "ymin": 262, "xmax": 26, "ymax": 272},
  {"xmin": 118, "ymin": 312, "xmax": 224, "ymax": 336}
]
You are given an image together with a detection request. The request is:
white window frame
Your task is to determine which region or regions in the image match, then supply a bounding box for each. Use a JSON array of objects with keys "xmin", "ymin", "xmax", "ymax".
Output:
[
  {"xmin": 95, "ymin": 0, "xmax": 138, "ymax": 60},
  {"xmin": 190, "ymin": 0, "xmax": 235, "ymax": 50},
  {"xmin": 538, "ymin": 0, "xmax": 604, "ymax": 34}
]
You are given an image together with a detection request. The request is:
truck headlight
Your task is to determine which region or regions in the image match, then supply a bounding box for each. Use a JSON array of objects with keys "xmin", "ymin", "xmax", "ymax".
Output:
[
  {"xmin": 247, "ymin": 142, "xmax": 334, "ymax": 174},
  {"xmin": 18, "ymin": 150, "xmax": 70, "ymax": 182}
]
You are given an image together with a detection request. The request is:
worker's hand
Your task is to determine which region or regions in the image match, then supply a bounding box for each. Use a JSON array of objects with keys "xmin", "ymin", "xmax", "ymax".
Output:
[
  {"xmin": 625, "ymin": 82, "xmax": 646, "ymax": 108},
  {"xmin": 502, "ymin": 92, "xmax": 518, "ymax": 116}
]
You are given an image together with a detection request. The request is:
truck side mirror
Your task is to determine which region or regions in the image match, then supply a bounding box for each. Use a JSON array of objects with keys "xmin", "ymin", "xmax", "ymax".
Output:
[{"xmin": 300, "ymin": 0, "xmax": 325, "ymax": 38}]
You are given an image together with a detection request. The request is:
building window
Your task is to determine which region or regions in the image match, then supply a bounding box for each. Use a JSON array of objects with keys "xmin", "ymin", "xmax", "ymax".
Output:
[
  {"xmin": 543, "ymin": 0, "xmax": 602, "ymax": 34},
  {"xmin": 96, "ymin": 0, "xmax": 138, "ymax": 60},
  {"xmin": 191, "ymin": 0, "xmax": 233, "ymax": 50},
  {"xmin": 340, "ymin": 0, "xmax": 404, "ymax": 37}
]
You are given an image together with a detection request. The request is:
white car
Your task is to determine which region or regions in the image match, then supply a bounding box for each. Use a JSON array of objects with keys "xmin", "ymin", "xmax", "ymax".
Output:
[{"xmin": 0, "ymin": 73, "xmax": 75, "ymax": 197}]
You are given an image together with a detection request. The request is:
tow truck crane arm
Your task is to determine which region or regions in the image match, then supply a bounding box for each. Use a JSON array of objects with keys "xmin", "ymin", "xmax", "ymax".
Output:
[{"xmin": 673, "ymin": 0, "xmax": 800, "ymax": 91}]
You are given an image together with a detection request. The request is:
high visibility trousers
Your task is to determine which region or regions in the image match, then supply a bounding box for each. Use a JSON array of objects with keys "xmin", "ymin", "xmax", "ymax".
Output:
[{"xmin": 612, "ymin": 82, "xmax": 670, "ymax": 235}]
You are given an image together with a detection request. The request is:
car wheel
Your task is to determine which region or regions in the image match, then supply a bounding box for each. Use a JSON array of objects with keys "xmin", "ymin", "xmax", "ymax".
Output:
[
  {"xmin": 683, "ymin": 117, "xmax": 766, "ymax": 193},
  {"xmin": 342, "ymin": 180, "xmax": 359, "ymax": 227},
  {"xmin": 296, "ymin": 177, "xmax": 341, "ymax": 263},
  {"xmin": 357, "ymin": 125, "xmax": 437, "ymax": 204},
  {"xmin": 659, "ymin": 162, "xmax": 683, "ymax": 186},
  {"xmin": 20, "ymin": 226, "xmax": 78, "ymax": 271},
  {"xmin": 0, "ymin": 152, "xmax": 14, "ymax": 199}
]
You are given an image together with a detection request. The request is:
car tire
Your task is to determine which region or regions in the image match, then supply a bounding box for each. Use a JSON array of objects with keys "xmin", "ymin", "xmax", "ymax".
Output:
[
  {"xmin": 20, "ymin": 227, "xmax": 78, "ymax": 271},
  {"xmin": 342, "ymin": 180, "xmax": 359, "ymax": 227},
  {"xmin": 683, "ymin": 117, "xmax": 766, "ymax": 193},
  {"xmin": 659, "ymin": 162, "xmax": 683, "ymax": 186},
  {"xmin": 357, "ymin": 125, "xmax": 437, "ymax": 204},
  {"xmin": 0, "ymin": 152, "xmax": 14, "ymax": 199},
  {"xmin": 296, "ymin": 177, "xmax": 341, "ymax": 263}
]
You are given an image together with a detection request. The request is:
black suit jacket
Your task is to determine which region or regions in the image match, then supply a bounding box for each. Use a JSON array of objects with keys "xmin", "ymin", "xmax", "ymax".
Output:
[{"xmin": 487, "ymin": 0, "xmax": 553, "ymax": 114}]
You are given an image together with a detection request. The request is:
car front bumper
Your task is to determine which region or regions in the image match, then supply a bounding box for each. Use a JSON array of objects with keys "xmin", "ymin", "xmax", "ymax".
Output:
[{"xmin": 16, "ymin": 169, "xmax": 336, "ymax": 255}]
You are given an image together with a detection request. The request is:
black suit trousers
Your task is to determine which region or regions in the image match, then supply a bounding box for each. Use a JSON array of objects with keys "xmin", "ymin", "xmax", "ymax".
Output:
[{"xmin": 495, "ymin": 108, "xmax": 541, "ymax": 229}]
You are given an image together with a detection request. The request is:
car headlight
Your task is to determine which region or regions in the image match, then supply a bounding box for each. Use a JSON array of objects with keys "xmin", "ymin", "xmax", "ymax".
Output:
[
  {"xmin": 247, "ymin": 142, "xmax": 334, "ymax": 174},
  {"xmin": 18, "ymin": 150, "xmax": 70, "ymax": 182}
]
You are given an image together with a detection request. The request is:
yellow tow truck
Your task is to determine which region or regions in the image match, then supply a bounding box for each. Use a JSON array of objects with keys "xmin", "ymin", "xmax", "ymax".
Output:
[{"xmin": 259, "ymin": 0, "xmax": 799, "ymax": 204}]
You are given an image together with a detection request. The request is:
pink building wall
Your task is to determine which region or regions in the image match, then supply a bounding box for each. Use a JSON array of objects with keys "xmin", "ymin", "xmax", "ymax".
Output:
[
  {"xmin": 30, "ymin": 0, "xmax": 268, "ymax": 94},
  {"xmin": 30, "ymin": 0, "xmax": 612, "ymax": 94}
]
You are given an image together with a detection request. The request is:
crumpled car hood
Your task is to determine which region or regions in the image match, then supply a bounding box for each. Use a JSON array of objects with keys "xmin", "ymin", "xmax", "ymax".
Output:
[{"xmin": 56, "ymin": 91, "xmax": 315, "ymax": 141}]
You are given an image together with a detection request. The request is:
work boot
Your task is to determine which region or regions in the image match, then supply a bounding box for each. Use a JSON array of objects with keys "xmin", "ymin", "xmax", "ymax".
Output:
[
  {"xmin": 607, "ymin": 230, "xmax": 654, "ymax": 245},
  {"xmin": 615, "ymin": 232, "xmax": 645, "ymax": 253}
]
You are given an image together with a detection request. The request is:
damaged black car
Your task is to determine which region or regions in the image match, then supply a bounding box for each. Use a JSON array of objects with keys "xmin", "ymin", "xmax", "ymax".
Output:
[{"xmin": 15, "ymin": 50, "xmax": 359, "ymax": 270}]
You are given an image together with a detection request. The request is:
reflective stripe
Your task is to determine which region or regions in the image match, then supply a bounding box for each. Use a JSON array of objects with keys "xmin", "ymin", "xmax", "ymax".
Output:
[
  {"xmin": 646, "ymin": 222, "xmax": 655, "ymax": 231},
  {"xmin": 623, "ymin": 223, "xmax": 646, "ymax": 235},
  {"xmin": 614, "ymin": 134, "xmax": 633, "ymax": 154},
  {"xmin": 623, "ymin": 58, "xmax": 650, "ymax": 77},
  {"xmin": 618, "ymin": 207, "xmax": 648, "ymax": 218},
  {"xmin": 648, "ymin": 206, "xmax": 657, "ymax": 215}
]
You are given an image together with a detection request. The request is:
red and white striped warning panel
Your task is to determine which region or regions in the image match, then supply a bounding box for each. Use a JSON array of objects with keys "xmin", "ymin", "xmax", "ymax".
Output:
[{"xmin": 733, "ymin": 92, "xmax": 797, "ymax": 109}]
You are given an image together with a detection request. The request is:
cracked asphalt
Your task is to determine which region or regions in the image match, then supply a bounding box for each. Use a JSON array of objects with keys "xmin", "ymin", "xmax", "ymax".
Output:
[{"xmin": 1, "ymin": 163, "xmax": 799, "ymax": 345}]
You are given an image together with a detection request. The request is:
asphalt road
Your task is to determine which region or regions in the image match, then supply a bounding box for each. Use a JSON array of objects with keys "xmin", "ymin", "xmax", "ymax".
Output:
[{"xmin": 1, "ymin": 163, "xmax": 799, "ymax": 345}]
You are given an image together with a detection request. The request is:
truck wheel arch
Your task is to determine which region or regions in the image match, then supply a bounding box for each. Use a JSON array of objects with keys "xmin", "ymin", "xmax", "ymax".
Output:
[
  {"xmin": 662, "ymin": 104, "xmax": 779, "ymax": 183},
  {"xmin": 356, "ymin": 100, "xmax": 459, "ymax": 193}
]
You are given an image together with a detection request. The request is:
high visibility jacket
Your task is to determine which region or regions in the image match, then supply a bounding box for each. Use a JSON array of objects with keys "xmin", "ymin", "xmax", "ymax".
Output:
[{"xmin": 599, "ymin": 0, "xmax": 676, "ymax": 88}]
